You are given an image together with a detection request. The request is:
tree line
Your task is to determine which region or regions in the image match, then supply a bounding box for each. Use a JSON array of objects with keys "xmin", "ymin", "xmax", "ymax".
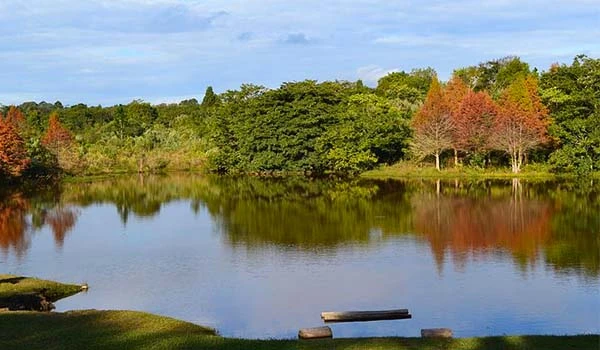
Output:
[{"xmin": 0, "ymin": 55, "xmax": 598, "ymax": 179}]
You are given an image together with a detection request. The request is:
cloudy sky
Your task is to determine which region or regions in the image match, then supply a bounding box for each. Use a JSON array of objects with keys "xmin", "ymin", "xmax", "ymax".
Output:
[{"xmin": 0, "ymin": 0, "xmax": 598, "ymax": 105}]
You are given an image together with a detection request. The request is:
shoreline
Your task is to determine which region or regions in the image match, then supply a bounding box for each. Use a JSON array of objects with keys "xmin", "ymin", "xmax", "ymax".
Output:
[
  {"xmin": 1, "ymin": 310, "xmax": 597, "ymax": 350},
  {"xmin": 1, "ymin": 275, "xmax": 598, "ymax": 349},
  {"xmin": 2, "ymin": 163, "xmax": 599, "ymax": 188},
  {"xmin": 361, "ymin": 163, "xmax": 600, "ymax": 180}
]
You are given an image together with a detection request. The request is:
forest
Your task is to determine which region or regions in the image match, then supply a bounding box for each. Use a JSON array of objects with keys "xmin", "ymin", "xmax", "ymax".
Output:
[{"xmin": 0, "ymin": 54, "xmax": 598, "ymax": 179}]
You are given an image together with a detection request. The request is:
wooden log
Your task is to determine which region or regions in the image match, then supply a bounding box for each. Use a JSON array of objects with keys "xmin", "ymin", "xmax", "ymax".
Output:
[
  {"xmin": 321, "ymin": 309, "xmax": 411, "ymax": 323},
  {"xmin": 298, "ymin": 326, "xmax": 332, "ymax": 339},
  {"xmin": 421, "ymin": 328, "xmax": 453, "ymax": 338}
]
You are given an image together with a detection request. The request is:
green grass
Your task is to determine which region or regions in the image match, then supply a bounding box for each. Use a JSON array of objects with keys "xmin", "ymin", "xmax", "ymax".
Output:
[
  {"xmin": 362, "ymin": 162, "xmax": 576, "ymax": 180},
  {"xmin": 0, "ymin": 274, "xmax": 82, "ymax": 304},
  {"xmin": 0, "ymin": 310, "xmax": 597, "ymax": 350}
]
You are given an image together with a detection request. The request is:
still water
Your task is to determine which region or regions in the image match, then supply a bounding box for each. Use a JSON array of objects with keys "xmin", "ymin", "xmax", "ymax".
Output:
[{"xmin": 0, "ymin": 175, "xmax": 598, "ymax": 338}]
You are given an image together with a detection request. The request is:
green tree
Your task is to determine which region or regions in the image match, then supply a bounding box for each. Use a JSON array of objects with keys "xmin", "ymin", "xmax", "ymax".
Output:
[
  {"xmin": 201, "ymin": 86, "xmax": 220, "ymax": 107},
  {"xmin": 125, "ymin": 100, "xmax": 159, "ymax": 136},
  {"xmin": 317, "ymin": 93, "xmax": 412, "ymax": 173},
  {"xmin": 376, "ymin": 68, "xmax": 435, "ymax": 104},
  {"xmin": 454, "ymin": 56, "xmax": 530, "ymax": 97},
  {"xmin": 540, "ymin": 55, "xmax": 600, "ymax": 174}
]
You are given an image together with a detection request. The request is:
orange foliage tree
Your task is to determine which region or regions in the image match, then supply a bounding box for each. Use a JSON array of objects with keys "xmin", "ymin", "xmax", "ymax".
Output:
[
  {"xmin": 492, "ymin": 76, "xmax": 549, "ymax": 173},
  {"xmin": 411, "ymin": 77, "xmax": 453, "ymax": 171},
  {"xmin": 0, "ymin": 115, "xmax": 30, "ymax": 177},
  {"xmin": 5, "ymin": 106, "xmax": 25, "ymax": 130},
  {"xmin": 42, "ymin": 112, "xmax": 73, "ymax": 153},
  {"xmin": 455, "ymin": 90, "xmax": 498, "ymax": 157},
  {"xmin": 41, "ymin": 112, "xmax": 80, "ymax": 173},
  {"xmin": 444, "ymin": 76, "xmax": 470, "ymax": 166}
]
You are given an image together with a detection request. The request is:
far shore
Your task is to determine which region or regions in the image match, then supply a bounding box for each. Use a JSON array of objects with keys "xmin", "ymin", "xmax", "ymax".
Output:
[{"xmin": 361, "ymin": 162, "xmax": 600, "ymax": 180}]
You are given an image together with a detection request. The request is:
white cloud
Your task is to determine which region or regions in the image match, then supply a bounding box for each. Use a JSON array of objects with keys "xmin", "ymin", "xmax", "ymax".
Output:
[
  {"xmin": 374, "ymin": 29, "xmax": 600, "ymax": 58},
  {"xmin": 0, "ymin": 0, "xmax": 598, "ymax": 104},
  {"xmin": 356, "ymin": 65, "xmax": 400, "ymax": 85}
]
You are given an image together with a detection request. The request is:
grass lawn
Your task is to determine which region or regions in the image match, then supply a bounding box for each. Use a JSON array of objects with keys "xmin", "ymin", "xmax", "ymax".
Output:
[
  {"xmin": 361, "ymin": 162, "xmax": 559, "ymax": 180},
  {"xmin": 0, "ymin": 310, "xmax": 597, "ymax": 350},
  {"xmin": 0, "ymin": 274, "xmax": 83, "ymax": 306},
  {"xmin": 362, "ymin": 162, "xmax": 600, "ymax": 180}
]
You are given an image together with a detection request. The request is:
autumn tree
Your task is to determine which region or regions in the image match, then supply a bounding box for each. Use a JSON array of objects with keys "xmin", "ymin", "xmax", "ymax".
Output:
[
  {"xmin": 5, "ymin": 106, "xmax": 25, "ymax": 130},
  {"xmin": 444, "ymin": 75, "xmax": 470, "ymax": 165},
  {"xmin": 42, "ymin": 112, "xmax": 78, "ymax": 172},
  {"xmin": 411, "ymin": 77, "xmax": 453, "ymax": 171},
  {"xmin": 455, "ymin": 91, "xmax": 498, "ymax": 163},
  {"xmin": 42, "ymin": 112, "xmax": 73, "ymax": 152},
  {"xmin": 0, "ymin": 116, "xmax": 30, "ymax": 177},
  {"xmin": 492, "ymin": 76, "xmax": 549, "ymax": 173}
]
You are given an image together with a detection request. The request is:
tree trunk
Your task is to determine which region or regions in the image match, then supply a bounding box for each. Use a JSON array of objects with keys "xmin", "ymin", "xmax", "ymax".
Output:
[
  {"xmin": 513, "ymin": 148, "xmax": 522, "ymax": 173},
  {"xmin": 454, "ymin": 149, "xmax": 458, "ymax": 167},
  {"xmin": 517, "ymin": 148, "xmax": 523, "ymax": 172},
  {"xmin": 511, "ymin": 150, "xmax": 520, "ymax": 173},
  {"xmin": 435, "ymin": 152, "xmax": 440, "ymax": 171}
]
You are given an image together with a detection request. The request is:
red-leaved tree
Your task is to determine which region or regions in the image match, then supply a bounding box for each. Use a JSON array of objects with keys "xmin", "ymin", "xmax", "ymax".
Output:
[
  {"xmin": 42, "ymin": 112, "xmax": 73, "ymax": 153},
  {"xmin": 0, "ymin": 116, "xmax": 30, "ymax": 177},
  {"xmin": 41, "ymin": 112, "xmax": 78, "ymax": 172},
  {"xmin": 492, "ymin": 76, "xmax": 549, "ymax": 173},
  {"xmin": 444, "ymin": 75, "xmax": 470, "ymax": 166},
  {"xmin": 5, "ymin": 106, "xmax": 25, "ymax": 131},
  {"xmin": 455, "ymin": 90, "xmax": 498, "ymax": 158},
  {"xmin": 412, "ymin": 77, "xmax": 453, "ymax": 171}
]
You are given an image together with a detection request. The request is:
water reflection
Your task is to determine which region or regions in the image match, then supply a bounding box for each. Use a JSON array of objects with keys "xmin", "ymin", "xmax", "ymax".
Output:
[
  {"xmin": 0, "ymin": 193, "xmax": 30, "ymax": 257},
  {"xmin": 0, "ymin": 191, "xmax": 79, "ymax": 256},
  {"xmin": 1, "ymin": 175, "xmax": 598, "ymax": 277}
]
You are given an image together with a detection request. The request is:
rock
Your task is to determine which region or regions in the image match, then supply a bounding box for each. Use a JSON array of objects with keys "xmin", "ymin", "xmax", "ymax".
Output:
[
  {"xmin": 6, "ymin": 293, "xmax": 55, "ymax": 312},
  {"xmin": 298, "ymin": 326, "xmax": 333, "ymax": 339},
  {"xmin": 421, "ymin": 328, "xmax": 453, "ymax": 338}
]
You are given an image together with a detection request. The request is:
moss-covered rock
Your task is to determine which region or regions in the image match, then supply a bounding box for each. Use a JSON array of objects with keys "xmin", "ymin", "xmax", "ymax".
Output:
[{"xmin": 0, "ymin": 275, "xmax": 82, "ymax": 311}]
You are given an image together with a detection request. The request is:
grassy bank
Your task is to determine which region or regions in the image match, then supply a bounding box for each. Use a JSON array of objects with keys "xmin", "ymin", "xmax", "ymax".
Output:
[
  {"xmin": 0, "ymin": 274, "xmax": 83, "ymax": 306},
  {"xmin": 361, "ymin": 162, "xmax": 600, "ymax": 180},
  {"xmin": 0, "ymin": 276, "xmax": 597, "ymax": 349},
  {"xmin": 0, "ymin": 310, "xmax": 597, "ymax": 350}
]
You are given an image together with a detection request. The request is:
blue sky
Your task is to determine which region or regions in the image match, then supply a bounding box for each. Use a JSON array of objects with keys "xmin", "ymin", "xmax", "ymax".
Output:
[{"xmin": 1, "ymin": 0, "xmax": 598, "ymax": 106}]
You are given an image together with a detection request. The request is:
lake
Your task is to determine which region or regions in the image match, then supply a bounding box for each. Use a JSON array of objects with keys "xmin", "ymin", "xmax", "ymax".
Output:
[{"xmin": 0, "ymin": 175, "xmax": 598, "ymax": 339}]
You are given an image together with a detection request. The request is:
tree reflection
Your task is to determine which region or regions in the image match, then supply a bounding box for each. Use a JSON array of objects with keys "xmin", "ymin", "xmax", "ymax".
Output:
[
  {"xmin": 0, "ymin": 175, "xmax": 597, "ymax": 277},
  {"xmin": 412, "ymin": 179, "xmax": 553, "ymax": 272},
  {"xmin": 0, "ymin": 188, "xmax": 78, "ymax": 256},
  {"xmin": 46, "ymin": 207, "xmax": 78, "ymax": 248},
  {"xmin": 0, "ymin": 193, "xmax": 30, "ymax": 257}
]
